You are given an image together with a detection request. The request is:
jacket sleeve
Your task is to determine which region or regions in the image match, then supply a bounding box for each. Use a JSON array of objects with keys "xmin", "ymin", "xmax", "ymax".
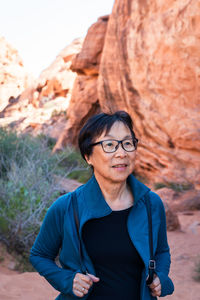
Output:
[
  {"xmin": 153, "ymin": 194, "xmax": 174, "ymax": 297},
  {"xmin": 29, "ymin": 196, "xmax": 77, "ymax": 296}
]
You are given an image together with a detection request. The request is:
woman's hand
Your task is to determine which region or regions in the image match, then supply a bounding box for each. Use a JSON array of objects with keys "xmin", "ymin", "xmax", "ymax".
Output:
[
  {"xmin": 148, "ymin": 274, "xmax": 161, "ymax": 297},
  {"xmin": 73, "ymin": 273, "xmax": 100, "ymax": 297}
]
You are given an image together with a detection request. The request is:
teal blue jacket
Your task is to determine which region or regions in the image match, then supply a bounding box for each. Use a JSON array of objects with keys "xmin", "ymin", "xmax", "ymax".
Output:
[{"xmin": 30, "ymin": 175, "xmax": 174, "ymax": 300}]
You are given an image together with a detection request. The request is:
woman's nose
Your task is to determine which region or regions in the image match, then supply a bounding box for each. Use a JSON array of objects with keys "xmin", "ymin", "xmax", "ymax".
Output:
[{"xmin": 115, "ymin": 144, "xmax": 127, "ymax": 157}]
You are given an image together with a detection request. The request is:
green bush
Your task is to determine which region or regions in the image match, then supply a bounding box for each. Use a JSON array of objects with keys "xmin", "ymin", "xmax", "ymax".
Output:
[
  {"xmin": 0, "ymin": 127, "xmax": 91, "ymax": 269},
  {"xmin": 194, "ymin": 258, "xmax": 200, "ymax": 282},
  {"xmin": 68, "ymin": 169, "xmax": 92, "ymax": 183},
  {"xmin": 0, "ymin": 128, "xmax": 56, "ymax": 179},
  {"xmin": 154, "ymin": 181, "xmax": 193, "ymax": 192},
  {"xmin": 154, "ymin": 182, "xmax": 167, "ymax": 190},
  {"xmin": 0, "ymin": 161, "xmax": 60, "ymax": 253}
]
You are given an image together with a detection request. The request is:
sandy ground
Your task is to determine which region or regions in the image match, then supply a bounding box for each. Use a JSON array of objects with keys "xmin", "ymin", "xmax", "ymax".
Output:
[
  {"xmin": 164, "ymin": 211, "xmax": 200, "ymax": 300},
  {"xmin": 0, "ymin": 211, "xmax": 200, "ymax": 300}
]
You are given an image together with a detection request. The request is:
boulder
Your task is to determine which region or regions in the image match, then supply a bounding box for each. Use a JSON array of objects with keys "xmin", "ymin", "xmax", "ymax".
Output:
[
  {"xmin": 156, "ymin": 187, "xmax": 200, "ymax": 212},
  {"xmin": 155, "ymin": 188, "xmax": 181, "ymax": 230},
  {"xmin": 175, "ymin": 190, "xmax": 200, "ymax": 212},
  {"xmin": 164, "ymin": 202, "xmax": 181, "ymax": 231}
]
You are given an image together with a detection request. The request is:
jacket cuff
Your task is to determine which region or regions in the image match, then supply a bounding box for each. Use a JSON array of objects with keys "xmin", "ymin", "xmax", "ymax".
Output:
[{"xmin": 156, "ymin": 271, "xmax": 174, "ymax": 297}]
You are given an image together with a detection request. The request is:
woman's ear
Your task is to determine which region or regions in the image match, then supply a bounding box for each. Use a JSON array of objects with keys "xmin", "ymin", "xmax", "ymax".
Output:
[{"xmin": 85, "ymin": 155, "xmax": 91, "ymax": 166}]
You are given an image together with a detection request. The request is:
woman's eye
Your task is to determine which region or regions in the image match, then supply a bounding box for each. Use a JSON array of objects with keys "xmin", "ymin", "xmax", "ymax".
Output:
[
  {"xmin": 124, "ymin": 141, "xmax": 132, "ymax": 146},
  {"xmin": 106, "ymin": 142, "xmax": 114, "ymax": 147}
]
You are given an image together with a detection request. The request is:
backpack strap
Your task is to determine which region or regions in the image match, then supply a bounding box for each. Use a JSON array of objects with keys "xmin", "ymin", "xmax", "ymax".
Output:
[
  {"xmin": 71, "ymin": 192, "xmax": 87, "ymax": 274},
  {"xmin": 145, "ymin": 192, "xmax": 156, "ymax": 285}
]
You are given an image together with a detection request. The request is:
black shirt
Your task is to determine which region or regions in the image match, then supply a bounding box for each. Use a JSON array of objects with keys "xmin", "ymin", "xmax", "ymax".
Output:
[{"xmin": 82, "ymin": 207, "xmax": 144, "ymax": 300}]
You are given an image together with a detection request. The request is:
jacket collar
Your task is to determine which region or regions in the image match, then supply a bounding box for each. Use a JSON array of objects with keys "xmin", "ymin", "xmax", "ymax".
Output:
[
  {"xmin": 127, "ymin": 174, "xmax": 150, "ymax": 204},
  {"xmin": 77, "ymin": 174, "xmax": 150, "ymax": 226}
]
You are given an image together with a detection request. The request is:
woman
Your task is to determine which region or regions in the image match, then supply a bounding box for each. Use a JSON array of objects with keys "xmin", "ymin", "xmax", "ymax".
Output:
[{"xmin": 30, "ymin": 111, "xmax": 174, "ymax": 300}]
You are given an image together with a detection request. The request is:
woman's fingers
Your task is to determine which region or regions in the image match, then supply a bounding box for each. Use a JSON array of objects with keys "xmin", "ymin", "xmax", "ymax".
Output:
[
  {"xmin": 87, "ymin": 273, "xmax": 100, "ymax": 283},
  {"xmin": 73, "ymin": 273, "xmax": 91, "ymax": 297},
  {"xmin": 73, "ymin": 290, "xmax": 85, "ymax": 298},
  {"xmin": 149, "ymin": 275, "xmax": 160, "ymax": 288},
  {"xmin": 151, "ymin": 285, "xmax": 161, "ymax": 297},
  {"xmin": 151, "ymin": 287, "xmax": 161, "ymax": 297},
  {"xmin": 149, "ymin": 275, "xmax": 161, "ymax": 297},
  {"xmin": 73, "ymin": 272, "xmax": 100, "ymax": 297},
  {"xmin": 74, "ymin": 278, "xmax": 90, "ymax": 290}
]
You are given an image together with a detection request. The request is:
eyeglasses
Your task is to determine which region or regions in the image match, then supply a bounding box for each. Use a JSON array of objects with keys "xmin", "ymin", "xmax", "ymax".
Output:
[{"xmin": 91, "ymin": 138, "xmax": 138, "ymax": 153}]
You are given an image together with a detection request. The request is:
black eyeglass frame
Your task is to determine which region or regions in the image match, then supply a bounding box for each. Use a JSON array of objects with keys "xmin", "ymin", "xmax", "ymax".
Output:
[{"xmin": 91, "ymin": 138, "xmax": 138, "ymax": 153}]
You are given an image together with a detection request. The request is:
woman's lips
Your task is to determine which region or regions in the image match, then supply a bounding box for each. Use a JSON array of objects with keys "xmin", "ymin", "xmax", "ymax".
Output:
[{"xmin": 112, "ymin": 164, "xmax": 128, "ymax": 170}]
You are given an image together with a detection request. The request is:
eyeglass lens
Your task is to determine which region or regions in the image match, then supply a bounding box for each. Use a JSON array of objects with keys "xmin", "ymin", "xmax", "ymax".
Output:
[{"xmin": 102, "ymin": 139, "xmax": 136, "ymax": 152}]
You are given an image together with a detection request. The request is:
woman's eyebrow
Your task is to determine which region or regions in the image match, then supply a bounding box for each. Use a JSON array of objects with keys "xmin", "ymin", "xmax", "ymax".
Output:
[{"xmin": 103, "ymin": 134, "xmax": 132, "ymax": 139}]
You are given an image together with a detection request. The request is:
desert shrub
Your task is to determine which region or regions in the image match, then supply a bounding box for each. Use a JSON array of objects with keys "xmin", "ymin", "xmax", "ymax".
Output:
[
  {"xmin": 0, "ymin": 127, "xmax": 91, "ymax": 269},
  {"xmin": 51, "ymin": 109, "xmax": 66, "ymax": 118},
  {"xmin": 36, "ymin": 133, "xmax": 57, "ymax": 150},
  {"xmin": 56, "ymin": 150, "xmax": 92, "ymax": 182},
  {"xmin": 194, "ymin": 258, "xmax": 200, "ymax": 282},
  {"xmin": 68, "ymin": 169, "xmax": 92, "ymax": 183},
  {"xmin": 0, "ymin": 161, "xmax": 60, "ymax": 253},
  {"xmin": 154, "ymin": 181, "xmax": 193, "ymax": 192},
  {"xmin": 0, "ymin": 128, "xmax": 56, "ymax": 179},
  {"xmin": 154, "ymin": 182, "xmax": 167, "ymax": 190}
]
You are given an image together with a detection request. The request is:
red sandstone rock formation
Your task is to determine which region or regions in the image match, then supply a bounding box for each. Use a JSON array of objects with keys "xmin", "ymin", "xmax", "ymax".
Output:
[
  {"xmin": 10, "ymin": 37, "xmax": 83, "ymax": 112},
  {"xmin": 97, "ymin": 0, "xmax": 200, "ymax": 186},
  {"xmin": 30, "ymin": 38, "xmax": 83, "ymax": 107},
  {"xmin": 157, "ymin": 187, "xmax": 200, "ymax": 212},
  {"xmin": 0, "ymin": 39, "xmax": 83, "ymax": 137},
  {"xmin": 1, "ymin": 1, "xmax": 199, "ymax": 186},
  {"xmin": 55, "ymin": 0, "xmax": 200, "ymax": 186},
  {"xmin": 54, "ymin": 16, "xmax": 109, "ymax": 149},
  {"xmin": 0, "ymin": 36, "xmax": 31, "ymax": 112}
]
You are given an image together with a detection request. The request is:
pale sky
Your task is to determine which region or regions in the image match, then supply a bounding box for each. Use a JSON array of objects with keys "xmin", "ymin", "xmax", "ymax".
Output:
[{"xmin": 0, "ymin": 0, "xmax": 114, "ymax": 77}]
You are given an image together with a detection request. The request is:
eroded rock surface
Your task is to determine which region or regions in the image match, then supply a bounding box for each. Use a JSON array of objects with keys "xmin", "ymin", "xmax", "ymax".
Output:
[
  {"xmin": 157, "ymin": 187, "xmax": 200, "ymax": 212},
  {"xmin": 1, "ymin": 1, "xmax": 200, "ymax": 187},
  {"xmin": 98, "ymin": 0, "xmax": 200, "ymax": 185},
  {"xmin": 0, "ymin": 39, "xmax": 83, "ymax": 138},
  {"xmin": 30, "ymin": 38, "xmax": 83, "ymax": 107},
  {"xmin": 56, "ymin": 0, "xmax": 200, "ymax": 186},
  {"xmin": 0, "ymin": 36, "xmax": 31, "ymax": 112},
  {"xmin": 54, "ymin": 16, "xmax": 109, "ymax": 150}
]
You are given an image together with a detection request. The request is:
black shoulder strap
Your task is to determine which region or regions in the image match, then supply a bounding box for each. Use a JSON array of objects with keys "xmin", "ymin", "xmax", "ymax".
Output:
[
  {"xmin": 71, "ymin": 192, "xmax": 87, "ymax": 274},
  {"xmin": 72, "ymin": 192, "xmax": 80, "ymax": 235},
  {"xmin": 145, "ymin": 192, "xmax": 156, "ymax": 285}
]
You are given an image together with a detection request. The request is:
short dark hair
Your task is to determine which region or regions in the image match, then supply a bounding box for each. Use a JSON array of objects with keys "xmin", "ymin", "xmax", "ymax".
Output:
[{"xmin": 78, "ymin": 111, "xmax": 138, "ymax": 160}]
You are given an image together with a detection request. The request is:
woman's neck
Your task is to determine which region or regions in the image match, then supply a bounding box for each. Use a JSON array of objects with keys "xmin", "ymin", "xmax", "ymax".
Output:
[{"xmin": 94, "ymin": 173, "xmax": 133, "ymax": 210}]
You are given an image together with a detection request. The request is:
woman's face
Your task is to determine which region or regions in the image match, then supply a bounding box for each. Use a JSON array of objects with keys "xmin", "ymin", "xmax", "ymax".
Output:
[{"xmin": 86, "ymin": 122, "xmax": 136, "ymax": 184}]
